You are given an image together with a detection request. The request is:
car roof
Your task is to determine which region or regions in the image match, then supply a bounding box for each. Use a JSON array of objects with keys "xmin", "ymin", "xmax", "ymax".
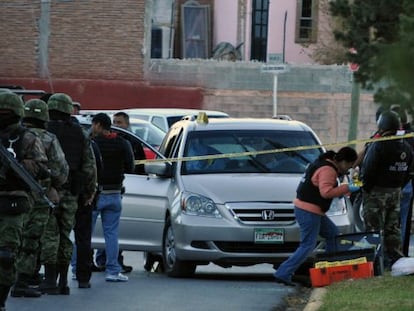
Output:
[
  {"xmin": 75, "ymin": 114, "xmax": 165, "ymax": 128},
  {"xmin": 121, "ymin": 108, "xmax": 229, "ymax": 117},
  {"xmin": 175, "ymin": 117, "xmax": 315, "ymax": 132}
]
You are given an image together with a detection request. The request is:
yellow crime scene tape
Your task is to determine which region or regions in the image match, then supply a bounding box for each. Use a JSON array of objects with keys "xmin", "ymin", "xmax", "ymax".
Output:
[{"xmin": 134, "ymin": 132, "xmax": 414, "ymax": 166}]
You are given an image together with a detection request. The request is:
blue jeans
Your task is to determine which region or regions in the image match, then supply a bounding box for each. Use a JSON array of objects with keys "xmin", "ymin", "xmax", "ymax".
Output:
[
  {"xmin": 400, "ymin": 181, "xmax": 413, "ymax": 244},
  {"xmin": 92, "ymin": 193, "xmax": 122, "ymax": 276},
  {"xmin": 274, "ymin": 207, "xmax": 339, "ymax": 281}
]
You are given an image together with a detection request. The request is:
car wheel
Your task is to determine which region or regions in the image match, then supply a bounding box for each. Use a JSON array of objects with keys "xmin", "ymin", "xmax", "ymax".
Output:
[
  {"xmin": 162, "ymin": 217, "xmax": 196, "ymax": 278},
  {"xmin": 352, "ymin": 191, "xmax": 366, "ymax": 232}
]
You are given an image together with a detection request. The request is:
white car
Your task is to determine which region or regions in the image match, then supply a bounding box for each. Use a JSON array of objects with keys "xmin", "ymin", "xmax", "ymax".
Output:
[
  {"xmin": 120, "ymin": 108, "xmax": 230, "ymax": 132},
  {"xmin": 92, "ymin": 116, "xmax": 357, "ymax": 277}
]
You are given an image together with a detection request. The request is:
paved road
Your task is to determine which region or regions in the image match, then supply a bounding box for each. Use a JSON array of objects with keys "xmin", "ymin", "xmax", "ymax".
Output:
[
  {"xmin": 7, "ymin": 235, "xmax": 413, "ymax": 311},
  {"xmin": 6, "ymin": 252, "xmax": 296, "ymax": 311}
]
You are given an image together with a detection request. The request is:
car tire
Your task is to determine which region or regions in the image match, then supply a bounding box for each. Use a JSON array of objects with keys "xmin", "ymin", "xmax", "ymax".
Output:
[
  {"xmin": 351, "ymin": 191, "xmax": 366, "ymax": 232},
  {"xmin": 162, "ymin": 217, "xmax": 196, "ymax": 278}
]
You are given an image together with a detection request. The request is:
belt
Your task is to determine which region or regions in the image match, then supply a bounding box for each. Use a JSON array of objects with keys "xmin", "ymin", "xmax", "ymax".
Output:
[
  {"xmin": 99, "ymin": 184, "xmax": 122, "ymax": 191},
  {"xmin": 100, "ymin": 190, "xmax": 122, "ymax": 194}
]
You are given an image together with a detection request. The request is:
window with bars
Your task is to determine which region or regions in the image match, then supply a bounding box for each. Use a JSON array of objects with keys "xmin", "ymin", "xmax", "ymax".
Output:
[{"xmin": 295, "ymin": 0, "xmax": 318, "ymax": 43}]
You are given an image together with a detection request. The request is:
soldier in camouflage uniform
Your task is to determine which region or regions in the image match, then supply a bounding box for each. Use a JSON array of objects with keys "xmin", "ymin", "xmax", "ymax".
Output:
[
  {"xmin": 40, "ymin": 93, "xmax": 96, "ymax": 295},
  {"xmin": 361, "ymin": 110, "xmax": 414, "ymax": 269},
  {"xmin": 11, "ymin": 99, "xmax": 69, "ymax": 298},
  {"xmin": 0, "ymin": 92, "xmax": 48, "ymax": 310}
]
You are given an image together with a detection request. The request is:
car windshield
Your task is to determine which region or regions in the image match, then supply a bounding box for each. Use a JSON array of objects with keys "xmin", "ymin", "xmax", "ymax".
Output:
[
  {"xmin": 182, "ymin": 130, "xmax": 322, "ymax": 175},
  {"xmin": 129, "ymin": 122, "xmax": 165, "ymax": 146}
]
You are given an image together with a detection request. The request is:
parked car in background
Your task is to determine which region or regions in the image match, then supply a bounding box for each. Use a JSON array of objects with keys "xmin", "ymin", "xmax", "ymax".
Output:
[
  {"xmin": 92, "ymin": 114, "xmax": 358, "ymax": 277},
  {"xmin": 120, "ymin": 108, "xmax": 230, "ymax": 132}
]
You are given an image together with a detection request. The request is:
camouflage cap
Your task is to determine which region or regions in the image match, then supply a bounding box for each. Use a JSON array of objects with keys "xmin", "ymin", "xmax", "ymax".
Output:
[
  {"xmin": 48, "ymin": 93, "xmax": 74, "ymax": 115},
  {"xmin": 24, "ymin": 99, "xmax": 49, "ymax": 122},
  {"xmin": 0, "ymin": 92, "xmax": 25, "ymax": 117}
]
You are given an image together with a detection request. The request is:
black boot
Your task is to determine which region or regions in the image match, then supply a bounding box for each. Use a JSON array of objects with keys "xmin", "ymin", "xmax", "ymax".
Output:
[
  {"xmin": 57, "ymin": 264, "xmax": 70, "ymax": 295},
  {"xmin": 27, "ymin": 272, "xmax": 43, "ymax": 287},
  {"xmin": 10, "ymin": 273, "xmax": 41, "ymax": 298},
  {"xmin": 39, "ymin": 264, "xmax": 59, "ymax": 295},
  {"xmin": 0, "ymin": 285, "xmax": 10, "ymax": 310},
  {"xmin": 119, "ymin": 254, "xmax": 133, "ymax": 273}
]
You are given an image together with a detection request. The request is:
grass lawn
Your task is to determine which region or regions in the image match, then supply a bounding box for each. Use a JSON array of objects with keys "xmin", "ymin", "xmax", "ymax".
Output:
[{"xmin": 318, "ymin": 273, "xmax": 414, "ymax": 311}]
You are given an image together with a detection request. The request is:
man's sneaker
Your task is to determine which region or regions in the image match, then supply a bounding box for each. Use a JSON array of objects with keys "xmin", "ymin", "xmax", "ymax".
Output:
[{"xmin": 105, "ymin": 273, "xmax": 128, "ymax": 282}]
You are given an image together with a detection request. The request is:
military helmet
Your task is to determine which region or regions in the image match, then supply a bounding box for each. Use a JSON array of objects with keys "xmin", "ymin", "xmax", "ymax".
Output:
[
  {"xmin": 0, "ymin": 88, "xmax": 12, "ymax": 95},
  {"xmin": 377, "ymin": 110, "xmax": 401, "ymax": 132},
  {"xmin": 47, "ymin": 93, "xmax": 73, "ymax": 115},
  {"xmin": 24, "ymin": 99, "xmax": 49, "ymax": 122},
  {"xmin": 0, "ymin": 92, "xmax": 25, "ymax": 117}
]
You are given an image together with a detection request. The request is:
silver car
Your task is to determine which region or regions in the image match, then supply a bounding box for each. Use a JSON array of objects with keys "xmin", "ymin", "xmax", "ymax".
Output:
[{"xmin": 92, "ymin": 117, "xmax": 357, "ymax": 277}]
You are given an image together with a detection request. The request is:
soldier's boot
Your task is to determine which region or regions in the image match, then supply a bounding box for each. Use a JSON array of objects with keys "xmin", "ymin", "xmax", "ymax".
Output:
[
  {"xmin": 57, "ymin": 264, "xmax": 70, "ymax": 295},
  {"xmin": 39, "ymin": 264, "xmax": 59, "ymax": 295},
  {"xmin": 0, "ymin": 285, "xmax": 10, "ymax": 310},
  {"xmin": 10, "ymin": 273, "xmax": 41, "ymax": 298},
  {"xmin": 27, "ymin": 271, "xmax": 43, "ymax": 287}
]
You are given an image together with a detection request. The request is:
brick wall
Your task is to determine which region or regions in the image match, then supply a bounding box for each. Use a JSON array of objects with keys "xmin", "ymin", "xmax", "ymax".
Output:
[
  {"xmin": 0, "ymin": 0, "xmax": 146, "ymax": 80},
  {"xmin": 203, "ymin": 89, "xmax": 376, "ymax": 148},
  {"xmin": 0, "ymin": 1, "xmax": 379, "ymax": 151}
]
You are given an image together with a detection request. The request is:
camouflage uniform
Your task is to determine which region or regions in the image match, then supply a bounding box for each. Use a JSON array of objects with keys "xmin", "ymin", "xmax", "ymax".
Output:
[
  {"xmin": 40, "ymin": 93, "xmax": 97, "ymax": 295},
  {"xmin": 11, "ymin": 99, "xmax": 69, "ymax": 297},
  {"xmin": 361, "ymin": 111, "xmax": 414, "ymax": 268},
  {"xmin": 0, "ymin": 92, "xmax": 48, "ymax": 309}
]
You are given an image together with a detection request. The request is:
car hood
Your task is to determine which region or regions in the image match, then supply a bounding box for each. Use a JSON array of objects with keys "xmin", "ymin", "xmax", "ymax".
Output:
[{"xmin": 181, "ymin": 174, "xmax": 301, "ymax": 204}]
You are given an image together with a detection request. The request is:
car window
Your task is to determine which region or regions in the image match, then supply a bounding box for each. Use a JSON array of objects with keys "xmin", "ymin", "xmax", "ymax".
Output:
[
  {"xmin": 129, "ymin": 122, "xmax": 165, "ymax": 146},
  {"xmin": 182, "ymin": 130, "xmax": 322, "ymax": 175},
  {"xmin": 151, "ymin": 116, "xmax": 165, "ymax": 131},
  {"xmin": 129, "ymin": 114, "xmax": 149, "ymax": 121}
]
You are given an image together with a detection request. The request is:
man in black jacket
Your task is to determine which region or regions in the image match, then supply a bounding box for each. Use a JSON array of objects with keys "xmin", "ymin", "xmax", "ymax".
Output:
[{"xmin": 90, "ymin": 113, "xmax": 134, "ymax": 282}]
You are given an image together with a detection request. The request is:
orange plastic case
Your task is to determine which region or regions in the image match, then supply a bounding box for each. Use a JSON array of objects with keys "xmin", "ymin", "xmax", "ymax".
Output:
[{"xmin": 309, "ymin": 262, "xmax": 374, "ymax": 287}]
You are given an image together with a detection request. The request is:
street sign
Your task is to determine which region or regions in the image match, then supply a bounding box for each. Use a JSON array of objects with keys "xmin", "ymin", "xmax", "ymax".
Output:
[{"xmin": 261, "ymin": 64, "xmax": 288, "ymax": 74}]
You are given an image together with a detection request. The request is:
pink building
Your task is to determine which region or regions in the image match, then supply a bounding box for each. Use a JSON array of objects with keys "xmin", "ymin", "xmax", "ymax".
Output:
[
  {"xmin": 212, "ymin": 0, "xmax": 315, "ymax": 64},
  {"xmin": 153, "ymin": 0, "xmax": 321, "ymax": 63}
]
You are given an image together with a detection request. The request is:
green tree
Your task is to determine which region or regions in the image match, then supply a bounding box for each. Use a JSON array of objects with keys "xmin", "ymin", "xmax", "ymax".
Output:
[{"xmin": 329, "ymin": 0, "xmax": 412, "ymax": 109}]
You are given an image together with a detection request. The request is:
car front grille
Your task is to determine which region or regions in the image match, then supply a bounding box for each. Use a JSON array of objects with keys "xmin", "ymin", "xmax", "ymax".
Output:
[{"xmin": 226, "ymin": 202, "xmax": 296, "ymax": 225}]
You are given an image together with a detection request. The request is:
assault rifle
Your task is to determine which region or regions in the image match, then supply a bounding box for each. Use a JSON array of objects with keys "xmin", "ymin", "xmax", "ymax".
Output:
[{"xmin": 0, "ymin": 142, "xmax": 55, "ymax": 209}]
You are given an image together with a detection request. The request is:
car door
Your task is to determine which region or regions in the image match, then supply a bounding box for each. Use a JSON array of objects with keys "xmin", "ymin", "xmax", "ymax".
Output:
[{"xmin": 91, "ymin": 127, "xmax": 170, "ymax": 252}]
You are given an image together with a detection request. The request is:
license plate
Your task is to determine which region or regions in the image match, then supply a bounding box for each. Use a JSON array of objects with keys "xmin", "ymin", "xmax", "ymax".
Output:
[{"xmin": 254, "ymin": 228, "xmax": 284, "ymax": 244}]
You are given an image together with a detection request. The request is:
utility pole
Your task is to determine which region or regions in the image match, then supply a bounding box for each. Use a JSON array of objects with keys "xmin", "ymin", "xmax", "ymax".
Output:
[
  {"xmin": 348, "ymin": 48, "xmax": 360, "ymax": 148},
  {"xmin": 348, "ymin": 73, "xmax": 360, "ymax": 148}
]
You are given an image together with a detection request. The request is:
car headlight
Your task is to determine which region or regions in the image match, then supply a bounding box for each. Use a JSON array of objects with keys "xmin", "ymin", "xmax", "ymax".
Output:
[
  {"xmin": 181, "ymin": 191, "xmax": 221, "ymax": 218},
  {"xmin": 326, "ymin": 197, "xmax": 347, "ymax": 216}
]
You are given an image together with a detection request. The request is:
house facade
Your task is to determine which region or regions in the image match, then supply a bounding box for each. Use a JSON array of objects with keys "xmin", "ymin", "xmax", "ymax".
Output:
[{"xmin": 0, "ymin": 0, "xmax": 376, "ymax": 145}]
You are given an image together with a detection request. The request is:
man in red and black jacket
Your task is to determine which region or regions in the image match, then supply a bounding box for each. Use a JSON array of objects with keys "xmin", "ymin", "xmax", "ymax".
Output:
[{"xmin": 90, "ymin": 113, "xmax": 134, "ymax": 282}]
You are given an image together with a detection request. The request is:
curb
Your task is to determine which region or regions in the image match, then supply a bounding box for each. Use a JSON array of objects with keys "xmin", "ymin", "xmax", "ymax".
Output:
[{"xmin": 303, "ymin": 288, "xmax": 327, "ymax": 311}]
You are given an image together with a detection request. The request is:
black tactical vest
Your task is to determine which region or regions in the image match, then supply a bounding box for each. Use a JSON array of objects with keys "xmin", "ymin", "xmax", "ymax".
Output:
[
  {"xmin": 296, "ymin": 159, "xmax": 338, "ymax": 213},
  {"xmin": 47, "ymin": 120, "xmax": 85, "ymax": 171},
  {"xmin": 0, "ymin": 125, "xmax": 31, "ymax": 191}
]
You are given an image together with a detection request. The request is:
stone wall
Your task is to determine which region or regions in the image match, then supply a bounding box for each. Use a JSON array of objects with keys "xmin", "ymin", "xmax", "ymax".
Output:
[{"xmin": 147, "ymin": 60, "xmax": 378, "ymax": 151}]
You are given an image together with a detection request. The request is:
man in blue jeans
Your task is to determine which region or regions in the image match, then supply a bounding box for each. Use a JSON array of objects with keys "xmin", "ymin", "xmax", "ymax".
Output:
[{"xmin": 90, "ymin": 113, "xmax": 134, "ymax": 282}]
